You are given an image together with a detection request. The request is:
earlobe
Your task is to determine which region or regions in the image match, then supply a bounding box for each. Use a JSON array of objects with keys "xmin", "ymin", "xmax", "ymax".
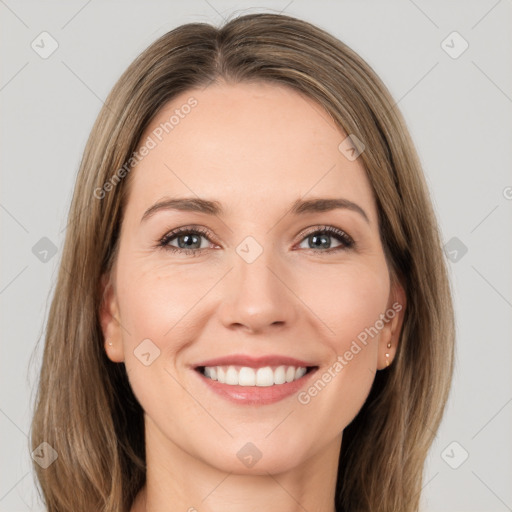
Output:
[
  {"xmin": 378, "ymin": 329, "xmax": 395, "ymax": 370},
  {"xmin": 99, "ymin": 272, "xmax": 125, "ymax": 363},
  {"xmin": 378, "ymin": 279, "xmax": 407, "ymax": 370},
  {"xmin": 385, "ymin": 340, "xmax": 392, "ymax": 368}
]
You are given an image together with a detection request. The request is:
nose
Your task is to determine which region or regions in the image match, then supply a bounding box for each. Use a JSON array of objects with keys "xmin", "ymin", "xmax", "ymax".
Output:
[{"xmin": 218, "ymin": 246, "xmax": 299, "ymax": 334}]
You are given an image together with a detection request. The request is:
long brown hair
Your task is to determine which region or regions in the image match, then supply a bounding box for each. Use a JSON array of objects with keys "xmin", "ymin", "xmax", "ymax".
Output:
[{"xmin": 30, "ymin": 12, "xmax": 455, "ymax": 512}]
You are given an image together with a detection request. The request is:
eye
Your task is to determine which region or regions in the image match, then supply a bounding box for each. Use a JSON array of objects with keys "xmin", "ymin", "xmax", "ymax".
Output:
[
  {"xmin": 158, "ymin": 226, "xmax": 216, "ymax": 256},
  {"xmin": 296, "ymin": 225, "xmax": 354, "ymax": 253}
]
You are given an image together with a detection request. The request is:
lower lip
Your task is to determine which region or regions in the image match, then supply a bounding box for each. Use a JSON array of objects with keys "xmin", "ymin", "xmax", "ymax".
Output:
[{"xmin": 193, "ymin": 368, "xmax": 318, "ymax": 405}]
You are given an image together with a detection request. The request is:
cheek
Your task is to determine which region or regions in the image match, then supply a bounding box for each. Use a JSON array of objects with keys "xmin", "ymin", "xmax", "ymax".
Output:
[
  {"xmin": 114, "ymin": 256, "xmax": 224, "ymax": 406},
  {"xmin": 116, "ymin": 258, "xmax": 212, "ymax": 343},
  {"xmin": 292, "ymin": 263, "xmax": 389, "ymax": 431},
  {"xmin": 114, "ymin": 261, "xmax": 206, "ymax": 423},
  {"xmin": 299, "ymin": 259, "xmax": 390, "ymax": 352}
]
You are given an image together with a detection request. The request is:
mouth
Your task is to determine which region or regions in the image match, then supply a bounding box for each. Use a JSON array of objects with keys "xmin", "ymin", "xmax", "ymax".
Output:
[{"xmin": 191, "ymin": 354, "xmax": 319, "ymax": 405}]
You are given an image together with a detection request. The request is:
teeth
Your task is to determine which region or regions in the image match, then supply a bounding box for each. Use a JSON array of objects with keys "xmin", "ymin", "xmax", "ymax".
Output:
[
  {"xmin": 201, "ymin": 365, "xmax": 310, "ymax": 386},
  {"xmin": 225, "ymin": 366, "xmax": 239, "ymax": 385},
  {"xmin": 256, "ymin": 367, "xmax": 274, "ymax": 387},
  {"xmin": 274, "ymin": 366, "xmax": 286, "ymax": 384},
  {"xmin": 295, "ymin": 367, "xmax": 307, "ymax": 379},
  {"xmin": 239, "ymin": 367, "xmax": 256, "ymax": 386}
]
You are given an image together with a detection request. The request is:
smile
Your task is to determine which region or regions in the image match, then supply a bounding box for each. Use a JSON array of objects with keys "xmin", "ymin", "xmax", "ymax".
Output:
[
  {"xmin": 198, "ymin": 364, "xmax": 314, "ymax": 386},
  {"xmin": 192, "ymin": 354, "xmax": 319, "ymax": 405}
]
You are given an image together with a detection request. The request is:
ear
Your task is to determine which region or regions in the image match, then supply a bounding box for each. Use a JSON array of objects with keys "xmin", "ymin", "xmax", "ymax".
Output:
[
  {"xmin": 377, "ymin": 277, "xmax": 406, "ymax": 370},
  {"xmin": 98, "ymin": 272, "xmax": 125, "ymax": 363}
]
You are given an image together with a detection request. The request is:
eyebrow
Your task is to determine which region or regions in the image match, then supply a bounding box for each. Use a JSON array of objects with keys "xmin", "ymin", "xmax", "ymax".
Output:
[{"xmin": 141, "ymin": 196, "xmax": 370, "ymax": 224}]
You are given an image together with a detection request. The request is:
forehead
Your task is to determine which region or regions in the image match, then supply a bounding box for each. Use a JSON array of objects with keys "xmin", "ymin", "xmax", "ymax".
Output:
[{"xmin": 125, "ymin": 81, "xmax": 377, "ymax": 222}]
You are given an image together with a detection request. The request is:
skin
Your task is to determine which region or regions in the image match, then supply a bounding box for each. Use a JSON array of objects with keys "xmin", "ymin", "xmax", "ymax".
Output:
[{"xmin": 100, "ymin": 81, "xmax": 406, "ymax": 512}]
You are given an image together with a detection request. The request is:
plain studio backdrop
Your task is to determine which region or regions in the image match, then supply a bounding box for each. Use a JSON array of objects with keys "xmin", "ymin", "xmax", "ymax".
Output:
[{"xmin": 1, "ymin": 1, "xmax": 511, "ymax": 511}]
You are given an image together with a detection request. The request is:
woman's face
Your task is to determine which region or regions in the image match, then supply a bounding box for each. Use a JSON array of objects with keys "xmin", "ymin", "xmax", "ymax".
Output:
[{"xmin": 101, "ymin": 81, "xmax": 405, "ymax": 474}]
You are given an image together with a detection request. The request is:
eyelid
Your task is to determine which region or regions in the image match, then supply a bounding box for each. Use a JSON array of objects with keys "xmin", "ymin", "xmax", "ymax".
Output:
[
  {"xmin": 158, "ymin": 225, "xmax": 220, "ymax": 247},
  {"xmin": 296, "ymin": 224, "xmax": 354, "ymax": 245}
]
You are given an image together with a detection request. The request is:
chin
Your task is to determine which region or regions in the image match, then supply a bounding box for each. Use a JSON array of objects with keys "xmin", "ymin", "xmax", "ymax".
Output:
[{"xmin": 192, "ymin": 433, "xmax": 316, "ymax": 475}]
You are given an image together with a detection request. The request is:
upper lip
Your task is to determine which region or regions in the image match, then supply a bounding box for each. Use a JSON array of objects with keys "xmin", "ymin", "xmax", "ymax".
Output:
[{"xmin": 193, "ymin": 354, "xmax": 317, "ymax": 369}]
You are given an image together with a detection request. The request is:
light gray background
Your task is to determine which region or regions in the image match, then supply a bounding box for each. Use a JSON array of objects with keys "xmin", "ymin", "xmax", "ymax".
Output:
[{"xmin": 1, "ymin": 1, "xmax": 511, "ymax": 511}]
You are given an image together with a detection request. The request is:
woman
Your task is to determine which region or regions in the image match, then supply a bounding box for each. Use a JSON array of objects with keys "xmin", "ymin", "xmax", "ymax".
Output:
[{"xmin": 30, "ymin": 12, "xmax": 455, "ymax": 512}]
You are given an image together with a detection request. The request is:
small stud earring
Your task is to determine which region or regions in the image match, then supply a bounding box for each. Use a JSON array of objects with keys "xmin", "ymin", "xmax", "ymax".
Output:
[
  {"xmin": 385, "ymin": 341, "xmax": 392, "ymax": 367},
  {"xmin": 108, "ymin": 340, "xmax": 113, "ymax": 346}
]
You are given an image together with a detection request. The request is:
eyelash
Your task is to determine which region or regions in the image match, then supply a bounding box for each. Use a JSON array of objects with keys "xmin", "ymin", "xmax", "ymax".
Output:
[{"xmin": 157, "ymin": 224, "xmax": 355, "ymax": 257}]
